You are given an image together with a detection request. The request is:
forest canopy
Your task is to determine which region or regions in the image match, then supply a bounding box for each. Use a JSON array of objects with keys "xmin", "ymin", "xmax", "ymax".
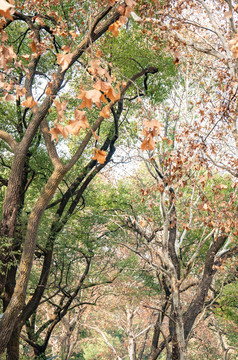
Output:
[{"xmin": 0, "ymin": 0, "xmax": 237, "ymax": 359}]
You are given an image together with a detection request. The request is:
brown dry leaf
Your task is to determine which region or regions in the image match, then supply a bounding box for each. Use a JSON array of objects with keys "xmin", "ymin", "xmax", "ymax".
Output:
[
  {"xmin": 143, "ymin": 119, "xmax": 162, "ymax": 133},
  {"xmin": 88, "ymin": 59, "xmax": 107, "ymax": 77},
  {"xmin": 1, "ymin": 45, "xmax": 17, "ymax": 64},
  {"xmin": 4, "ymin": 93, "xmax": 14, "ymax": 102},
  {"xmin": 108, "ymin": 21, "xmax": 120, "ymax": 37},
  {"xmin": 49, "ymin": 124, "xmax": 69, "ymax": 142},
  {"xmin": 29, "ymin": 41, "xmax": 37, "ymax": 54},
  {"xmin": 92, "ymin": 149, "xmax": 107, "ymax": 164},
  {"xmin": 73, "ymin": 109, "xmax": 90, "ymax": 129},
  {"xmin": 85, "ymin": 89, "xmax": 103, "ymax": 105},
  {"xmin": 53, "ymin": 99, "xmax": 67, "ymax": 120},
  {"xmin": 35, "ymin": 16, "xmax": 46, "ymax": 26},
  {"xmin": 93, "ymin": 131, "xmax": 99, "ymax": 141},
  {"xmin": 79, "ymin": 98, "xmax": 92, "ymax": 109},
  {"xmin": 141, "ymin": 134, "xmax": 156, "ymax": 151},
  {"xmin": 224, "ymin": 10, "xmax": 232, "ymax": 19},
  {"xmin": 93, "ymin": 80, "xmax": 120, "ymax": 103},
  {"xmin": 93, "ymin": 79, "xmax": 112, "ymax": 93},
  {"xmin": 74, "ymin": 109, "xmax": 87, "ymax": 122},
  {"xmin": 0, "ymin": 0, "xmax": 14, "ymax": 19},
  {"xmin": 45, "ymin": 84, "xmax": 53, "ymax": 95},
  {"xmin": 49, "ymin": 127, "xmax": 61, "ymax": 142},
  {"xmin": 65, "ymin": 120, "xmax": 83, "ymax": 135},
  {"xmin": 202, "ymin": 203, "xmax": 212, "ymax": 212},
  {"xmin": 57, "ymin": 52, "xmax": 73, "ymax": 72},
  {"xmin": 100, "ymin": 105, "xmax": 111, "ymax": 118},
  {"xmin": 78, "ymin": 89, "xmax": 106, "ymax": 109},
  {"xmin": 22, "ymin": 96, "xmax": 37, "ymax": 108},
  {"xmin": 21, "ymin": 54, "xmax": 30, "ymax": 61},
  {"xmin": 228, "ymin": 34, "xmax": 238, "ymax": 58},
  {"xmin": 96, "ymin": 49, "xmax": 103, "ymax": 58},
  {"xmin": 16, "ymin": 85, "xmax": 27, "ymax": 99},
  {"xmin": 118, "ymin": 15, "xmax": 127, "ymax": 26},
  {"xmin": 1, "ymin": 31, "xmax": 8, "ymax": 41},
  {"xmin": 217, "ymin": 184, "xmax": 228, "ymax": 190},
  {"xmin": 125, "ymin": 0, "xmax": 136, "ymax": 7},
  {"xmin": 117, "ymin": 4, "xmax": 126, "ymax": 15},
  {"xmin": 124, "ymin": 6, "xmax": 133, "ymax": 18}
]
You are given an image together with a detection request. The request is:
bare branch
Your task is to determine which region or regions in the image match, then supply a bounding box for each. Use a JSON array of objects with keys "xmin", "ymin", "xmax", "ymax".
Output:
[
  {"xmin": 196, "ymin": 0, "xmax": 231, "ymax": 55},
  {"xmin": 175, "ymin": 31, "xmax": 225, "ymax": 60}
]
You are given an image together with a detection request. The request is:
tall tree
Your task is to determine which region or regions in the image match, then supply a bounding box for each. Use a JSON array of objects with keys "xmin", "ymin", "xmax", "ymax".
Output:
[{"xmin": 0, "ymin": 0, "xmax": 174, "ymax": 357}]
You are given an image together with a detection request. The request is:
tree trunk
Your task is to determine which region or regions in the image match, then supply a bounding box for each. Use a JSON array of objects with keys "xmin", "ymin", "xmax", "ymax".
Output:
[
  {"xmin": 128, "ymin": 336, "xmax": 137, "ymax": 360},
  {"xmin": 6, "ymin": 326, "xmax": 20, "ymax": 360}
]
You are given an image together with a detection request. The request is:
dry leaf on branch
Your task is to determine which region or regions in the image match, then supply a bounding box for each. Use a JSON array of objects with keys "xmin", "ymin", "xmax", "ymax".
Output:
[
  {"xmin": 57, "ymin": 52, "xmax": 73, "ymax": 72},
  {"xmin": 0, "ymin": 0, "xmax": 14, "ymax": 19},
  {"xmin": 78, "ymin": 89, "xmax": 106, "ymax": 109},
  {"xmin": 49, "ymin": 124, "xmax": 69, "ymax": 142},
  {"xmin": 53, "ymin": 99, "xmax": 67, "ymax": 120},
  {"xmin": 100, "ymin": 105, "xmax": 111, "ymax": 118},
  {"xmin": 92, "ymin": 149, "xmax": 108, "ymax": 164},
  {"xmin": 141, "ymin": 119, "xmax": 162, "ymax": 151},
  {"xmin": 22, "ymin": 96, "xmax": 37, "ymax": 108}
]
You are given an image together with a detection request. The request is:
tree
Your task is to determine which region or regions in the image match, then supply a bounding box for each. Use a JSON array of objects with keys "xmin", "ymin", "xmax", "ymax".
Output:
[
  {"xmin": 0, "ymin": 0, "xmax": 176, "ymax": 357},
  {"xmin": 91, "ymin": 57, "xmax": 238, "ymax": 358}
]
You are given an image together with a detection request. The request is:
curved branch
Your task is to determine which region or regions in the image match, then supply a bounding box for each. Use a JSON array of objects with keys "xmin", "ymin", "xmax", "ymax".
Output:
[
  {"xmin": 0, "ymin": 130, "xmax": 17, "ymax": 152},
  {"xmin": 40, "ymin": 119, "xmax": 62, "ymax": 168}
]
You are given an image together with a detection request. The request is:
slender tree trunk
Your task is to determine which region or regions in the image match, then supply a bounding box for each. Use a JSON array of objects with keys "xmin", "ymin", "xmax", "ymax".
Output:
[{"xmin": 128, "ymin": 336, "xmax": 137, "ymax": 360}]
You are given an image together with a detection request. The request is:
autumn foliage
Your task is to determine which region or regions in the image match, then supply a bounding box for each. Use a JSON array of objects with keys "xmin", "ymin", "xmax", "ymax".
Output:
[{"xmin": 0, "ymin": 0, "xmax": 237, "ymax": 359}]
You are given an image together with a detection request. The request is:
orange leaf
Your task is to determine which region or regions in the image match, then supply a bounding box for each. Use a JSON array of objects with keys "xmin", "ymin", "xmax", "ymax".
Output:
[
  {"xmin": 0, "ymin": 0, "xmax": 14, "ymax": 19},
  {"xmin": 108, "ymin": 21, "xmax": 120, "ymax": 37},
  {"xmin": 141, "ymin": 134, "xmax": 156, "ymax": 151},
  {"xmin": 92, "ymin": 149, "xmax": 107, "ymax": 164},
  {"xmin": 22, "ymin": 96, "xmax": 37, "ymax": 108},
  {"xmin": 29, "ymin": 41, "xmax": 37, "ymax": 53},
  {"xmin": 49, "ymin": 127, "xmax": 61, "ymax": 142}
]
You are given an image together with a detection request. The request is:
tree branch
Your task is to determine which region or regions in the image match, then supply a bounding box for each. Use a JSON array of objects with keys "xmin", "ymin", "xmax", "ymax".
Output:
[{"xmin": 0, "ymin": 130, "xmax": 17, "ymax": 152}]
